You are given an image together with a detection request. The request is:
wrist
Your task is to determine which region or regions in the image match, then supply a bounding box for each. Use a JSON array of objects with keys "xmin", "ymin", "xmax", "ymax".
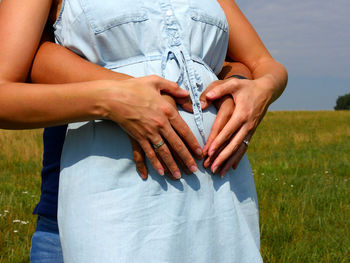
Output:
[
  {"xmin": 92, "ymin": 79, "xmax": 122, "ymax": 120},
  {"xmin": 253, "ymin": 76, "xmax": 277, "ymax": 105}
]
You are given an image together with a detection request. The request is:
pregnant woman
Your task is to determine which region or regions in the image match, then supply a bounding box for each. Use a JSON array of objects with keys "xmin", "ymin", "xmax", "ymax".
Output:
[
  {"xmin": 53, "ymin": 0, "xmax": 286, "ymax": 262},
  {"xmin": 0, "ymin": 0, "xmax": 287, "ymax": 261}
]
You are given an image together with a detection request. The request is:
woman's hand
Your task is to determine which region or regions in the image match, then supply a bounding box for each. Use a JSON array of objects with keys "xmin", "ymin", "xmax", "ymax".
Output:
[
  {"xmin": 199, "ymin": 82, "xmax": 235, "ymax": 172},
  {"xmin": 173, "ymin": 61, "xmax": 253, "ymax": 176},
  {"xmin": 30, "ymin": 42, "xmax": 203, "ymax": 180},
  {"xmin": 129, "ymin": 94, "xmax": 198, "ymax": 179},
  {"xmin": 202, "ymin": 76, "xmax": 274, "ymax": 176},
  {"xmin": 102, "ymin": 75, "xmax": 202, "ymax": 180}
]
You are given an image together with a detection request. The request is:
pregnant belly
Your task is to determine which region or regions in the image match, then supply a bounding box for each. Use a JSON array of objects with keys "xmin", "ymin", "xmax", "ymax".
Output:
[
  {"xmin": 60, "ymin": 60, "xmax": 219, "ymax": 180},
  {"xmin": 107, "ymin": 58, "xmax": 220, "ymax": 145}
]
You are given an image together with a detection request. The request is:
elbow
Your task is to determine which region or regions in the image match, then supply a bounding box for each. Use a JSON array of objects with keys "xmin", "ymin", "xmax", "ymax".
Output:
[{"xmin": 276, "ymin": 59, "xmax": 288, "ymax": 88}]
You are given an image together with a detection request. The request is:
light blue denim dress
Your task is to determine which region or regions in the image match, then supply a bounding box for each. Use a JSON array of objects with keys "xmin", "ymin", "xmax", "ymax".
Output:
[{"xmin": 55, "ymin": 0, "xmax": 262, "ymax": 262}]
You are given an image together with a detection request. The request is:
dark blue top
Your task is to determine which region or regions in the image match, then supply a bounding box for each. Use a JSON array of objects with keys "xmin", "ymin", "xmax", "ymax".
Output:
[{"xmin": 33, "ymin": 125, "xmax": 67, "ymax": 219}]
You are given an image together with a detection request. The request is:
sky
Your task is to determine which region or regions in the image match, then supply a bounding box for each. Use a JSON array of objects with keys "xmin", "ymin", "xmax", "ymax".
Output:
[{"xmin": 235, "ymin": 0, "xmax": 350, "ymax": 110}]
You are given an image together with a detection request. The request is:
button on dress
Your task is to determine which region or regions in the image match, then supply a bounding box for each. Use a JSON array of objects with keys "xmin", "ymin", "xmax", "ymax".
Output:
[{"xmin": 55, "ymin": 0, "xmax": 263, "ymax": 262}]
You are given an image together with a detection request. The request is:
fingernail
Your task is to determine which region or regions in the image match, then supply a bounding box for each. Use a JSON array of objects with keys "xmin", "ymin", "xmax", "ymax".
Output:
[
  {"xmin": 174, "ymin": 171, "xmax": 181, "ymax": 179},
  {"xmin": 204, "ymin": 157, "xmax": 211, "ymax": 167},
  {"xmin": 200, "ymin": 101, "xmax": 206, "ymax": 108},
  {"xmin": 195, "ymin": 148, "xmax": 203, "ymax": 156},
  {"xmin": 158, "ymin": 169, "xmax": 164, "ymax": 176},
  {"xmin": 212, "ymin": 165, "xmax": 218, "ymax": 174},
  {"xmin": 190, "ymin": 165, "xmax": 197, "ymax": 173}
]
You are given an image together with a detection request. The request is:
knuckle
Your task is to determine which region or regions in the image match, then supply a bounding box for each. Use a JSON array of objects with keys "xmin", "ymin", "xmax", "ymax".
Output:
[
  {"xmin": 171, "ymin": 139, "xmax": 184, "ymax": 152},
  {"xmin": 165, "ymin": 163, "xmax": 177, "ymax": 173},
  {"xmin": 148, "ymin": 75, "xmax": 162, "ymax": 87},
  {"xmin": 245, "ymin": 108, "xmax": 254, "ymax": 118},
  {"xmin": 146, "ymin": 150, "xmax": 156, "ymax": 160},
  {"xmin": 238, "ymin": 113, "xmax": 249, "ymax": 123},
  {"xmin": 155, "ymin": 146, "xmax": 167, "ymax": 155},
  {"xmin": 133, "ymin": 133, "xmax": 143, "ymax": 141},
  {"xmin": 161, "ymin": 104, "xmax": 174, "ymax": 117},
  {"xmin": 133, "ymin": 153, "xmax": 143, "ymax": 163},
  {"xmin": 185, "ymin": 159, "xmax": 195, "ymax": 168},
  {"xmin": 149, "ymin": 115, "xmax": 166, "ymax": 130},
  {"xmin": 149, "ymin": 74, "xmax": 159, "ymax": 81},
  {"xmin": 164, "ymin": 152, "xmax": 175, "ymax": 164},
  {"xmin": 154, "ymin": 117, "xmax": 167, "ymax": 129},
  {"xmin": 229, "ymin": 78, "xmax": 240, "ymax": 86},
  {"xmin": 169, "ymin": 166, "xmax": 179, "ymax": 174},
  {"xmin": 246, "ymin": 122, "xmax": 255, "ymax": 131},
  {"xmin": 142, "ymin": 128, "xmax": 153, "ymax": 139}
]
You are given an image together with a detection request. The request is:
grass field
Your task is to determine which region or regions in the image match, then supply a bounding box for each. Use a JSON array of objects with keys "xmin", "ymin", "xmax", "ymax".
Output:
[{"xmin": 0, "ymin": 111, "xmax": 349, "ymax": 262}]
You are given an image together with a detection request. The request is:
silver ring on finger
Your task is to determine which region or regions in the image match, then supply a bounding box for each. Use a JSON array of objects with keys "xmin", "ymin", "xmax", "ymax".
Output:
[
  {"xmin": 152, "ymin": 140, "xmax": 165, "ymax": 149},
  {"xmin": 242, "ymin": 139, "xmax": 250, "ymax": 147}
]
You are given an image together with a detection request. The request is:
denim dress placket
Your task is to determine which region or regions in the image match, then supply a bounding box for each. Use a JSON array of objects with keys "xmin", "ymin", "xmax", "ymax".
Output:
[{"xmin": 159, "ymin": 0, "xmax": 205, "ymax": 141}]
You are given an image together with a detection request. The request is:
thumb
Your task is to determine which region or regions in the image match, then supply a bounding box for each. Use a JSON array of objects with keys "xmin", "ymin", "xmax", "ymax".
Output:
[
  {"xmin": 200, "ymin": 80, "xmax": 223, "ymax": 109},
  {"xmin": 153, "ymin": 76, "xmax": 189, "ymax": 98},
  {"xmin": 175, "ymin": 97, "xmax": 193, "ymax": 112},
  {"xmin": 206, "ymin": 79, "xmax": 240, "ymax": 100}
]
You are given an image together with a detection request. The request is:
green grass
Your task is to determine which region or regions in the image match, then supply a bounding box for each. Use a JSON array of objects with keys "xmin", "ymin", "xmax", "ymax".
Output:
[
  {"xmin": 0, "ymin": 130, "xmax": 42, "ymax": 263},
  {"xmin": 0, "ymin": 111, "xmax": 349, "ymax": 262},
  {"xmin": 249, "ymin": 111, "xmax": 350, "ymax": 262}
]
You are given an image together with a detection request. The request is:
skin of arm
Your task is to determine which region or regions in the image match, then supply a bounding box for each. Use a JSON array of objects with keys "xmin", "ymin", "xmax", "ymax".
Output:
[
  {"xmin": 0, "ymin": 0, "xmax": 104, "ymax": 128},
  {"xmin": 31, "ymin": 31, "xmax": 253, "ymax": 177},
  {"xmin": 31, "ymin": 40, "xmax": 253, "ymax": 178},
  {"xmin": 0, "ymin": 0, "xmax": 202, "ymax": 179},
  {"xmin": 200, "ymin": 61, "xmax": 252, "ymax": 171},
  {"xmin": 31, "ymin": 39, "xmax": 183, "ymax": 179},
  {"xmin": 202, "ymin": 0, "xmax": 288, "ymax": 176}
]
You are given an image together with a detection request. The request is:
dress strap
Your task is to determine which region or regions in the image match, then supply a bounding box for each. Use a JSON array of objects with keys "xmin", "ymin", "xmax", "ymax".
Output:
[{"xmin": 161, "ymin": 47, "xmax": 206, "ymax": 143}]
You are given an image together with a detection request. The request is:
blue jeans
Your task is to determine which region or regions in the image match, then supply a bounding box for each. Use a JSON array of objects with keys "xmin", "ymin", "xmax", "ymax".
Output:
[{"xmin": 30, "ymin": 216, "xmax": 63, "ymax": 263}]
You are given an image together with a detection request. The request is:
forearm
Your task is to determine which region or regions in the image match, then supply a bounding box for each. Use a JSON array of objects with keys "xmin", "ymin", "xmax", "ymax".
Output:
[
  {"xmin": 30, "ymin": 41, "xmax": 132, "ymax": 84},
  {"xmin": 31, "ymin": 41, "xmax": 182, "ymax": 112},
  {"xmin": 32, "ymin": 42, "xmax": 257, "ymax": 115},
  {"xmin": 0, "ymin": 80, "xmax": 113, "ymax": 129},
  {"xmin": 10, "ymin": 41, "xmax": 136, "ymax": 129},
  {"xmin": 218, "ymin": 60, "xmax": 253, "ymax": 80},
  {"xmin": 0, "ymin": 0, "xmax": 200, "ymax": 177},
  {"xmin": 28, "ymin": 41, "xmax": 180, "ymax": 119},
  {"xmin": 217, "ymin": 0, "xmax": 287, "ymax": 105}
]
